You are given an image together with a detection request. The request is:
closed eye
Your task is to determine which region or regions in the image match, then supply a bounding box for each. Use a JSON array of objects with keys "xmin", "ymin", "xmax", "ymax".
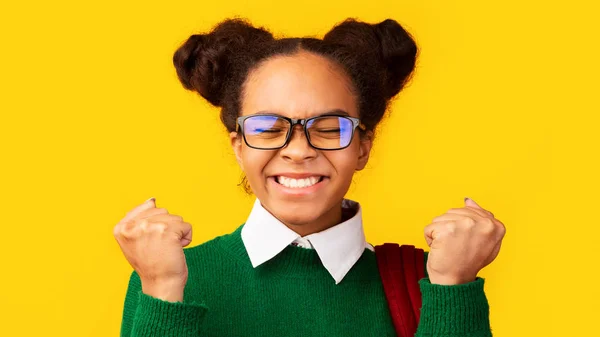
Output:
[
  {"xmin": 253, "ymin": 128, "xmax": 285, "ymax": 133},
  {"xmin": 315, "ymin": 128, "xmax": 341, "ymax": 133}
]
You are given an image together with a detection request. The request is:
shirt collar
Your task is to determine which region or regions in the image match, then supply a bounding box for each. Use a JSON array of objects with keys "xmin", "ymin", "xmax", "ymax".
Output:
[{"xmin": 241, "ymin": 198, "xmax": 373, "ymax": 284}]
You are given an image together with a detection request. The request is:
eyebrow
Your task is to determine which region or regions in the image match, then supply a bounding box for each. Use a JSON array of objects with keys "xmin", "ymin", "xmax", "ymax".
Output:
[{"xmin": 252, "ymin": 109, "xmax": 351, "ymax": 118}]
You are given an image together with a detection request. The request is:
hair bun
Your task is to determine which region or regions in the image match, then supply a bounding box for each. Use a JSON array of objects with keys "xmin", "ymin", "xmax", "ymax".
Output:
[
  {"xmin": 324, "ymin": 18, "xmax": 418, "ymax": 100},
  {"xmin": 173, "ymin": 19, "xmax": 274, "ymax": 107}
]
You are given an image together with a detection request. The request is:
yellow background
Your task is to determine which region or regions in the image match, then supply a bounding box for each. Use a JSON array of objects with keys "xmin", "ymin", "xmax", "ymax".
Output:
[{"xmin": 1, "ymin": 0, "xmax": 599, "ymax": 336}]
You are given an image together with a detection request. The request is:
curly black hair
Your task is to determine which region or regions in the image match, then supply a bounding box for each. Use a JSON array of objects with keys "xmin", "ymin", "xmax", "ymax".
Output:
[{"xmin": 173, "ymin": 18, "xmax": 418, "ymax": 133}]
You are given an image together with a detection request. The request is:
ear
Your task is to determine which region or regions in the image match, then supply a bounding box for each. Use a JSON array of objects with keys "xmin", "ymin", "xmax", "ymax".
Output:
[
  {"xmin": 230, "ymin": 131, "xmax": 244, "ymax": 171},
  {"xmin": 355, "ymin": 130, "xmax": 373, "ymax": 171}
]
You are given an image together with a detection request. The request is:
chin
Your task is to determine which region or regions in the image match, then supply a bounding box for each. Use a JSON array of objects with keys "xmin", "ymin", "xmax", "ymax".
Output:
[{"xmin": 266, "ymin": 198, "xmax": 329, "ymax": 226}]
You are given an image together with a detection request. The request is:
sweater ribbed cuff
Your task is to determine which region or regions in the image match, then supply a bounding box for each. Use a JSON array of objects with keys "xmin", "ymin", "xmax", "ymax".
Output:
[
  {"xmin": 131, "ymin": 291, "xmax": 208, "ymax": 336},
  {"xmin": 416, "ymin": 277, "xmax": 491, "ymax": 337}
]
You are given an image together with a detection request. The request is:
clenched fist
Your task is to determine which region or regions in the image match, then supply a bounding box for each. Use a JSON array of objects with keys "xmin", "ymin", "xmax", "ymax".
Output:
[
  {"xmin": 113, "ymin": 197, "xmax": 193, "ymax": 302},
  {"xmin": 424, "ymin": 198, "xmax": 506, "ymax": 285}
]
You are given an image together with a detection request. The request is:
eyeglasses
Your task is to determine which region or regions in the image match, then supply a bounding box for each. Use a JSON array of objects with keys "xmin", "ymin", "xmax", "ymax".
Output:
[{"xmin": 236, "ymin": 113, "xmax": 367, "ymax": 150}]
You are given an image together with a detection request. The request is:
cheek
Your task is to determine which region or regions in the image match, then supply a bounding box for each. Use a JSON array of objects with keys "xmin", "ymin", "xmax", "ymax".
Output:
[
  {"xmin": 326, "ymin": 146, "xmax": 360, "ymax": 179},
  {"xmin": 241, "ymin": 147, "xmax": 273, "ymax": 180}
]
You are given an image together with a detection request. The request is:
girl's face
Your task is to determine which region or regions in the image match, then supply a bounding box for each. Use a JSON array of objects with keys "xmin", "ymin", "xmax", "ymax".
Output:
[{"xmin": 230, "ymin": 51, "xmax": 373, "ymax": 235}]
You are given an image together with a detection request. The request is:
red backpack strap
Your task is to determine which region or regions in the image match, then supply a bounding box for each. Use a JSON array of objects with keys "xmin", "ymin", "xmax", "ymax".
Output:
[
  {"xmin": 374, "ymin": 243, "xmax": 417, "ymax": 337},
  {"xmin": 400, "ymin": 245, "xmax": 425, "ymax": 323}
]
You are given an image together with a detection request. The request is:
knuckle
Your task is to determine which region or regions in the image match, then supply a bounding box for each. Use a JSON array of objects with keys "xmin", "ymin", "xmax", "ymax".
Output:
[
  {"xmin": 463, "ymin": 217, "xmax": 476, "ymax": 227},
  {"xmin": 497, "ymin": 223, "xmax": 507, "ymax": 236},
  {"xmin": 139, "ymin": 218, "xmax": 150, "ymax": 231},
  {"xmin": 445, "ymin": 222, "xmax": 457, "ymax": 234},
  {"xmin": 152, "ymin": 222, "xmax": 168, "ymax": 233},
  {"xmin": 481, "ymin": 218, "xmax": 496, "ymax": 234},
  {"xmin": 119, "ymin": 220, "xmax": 139, "ymax": 239}
]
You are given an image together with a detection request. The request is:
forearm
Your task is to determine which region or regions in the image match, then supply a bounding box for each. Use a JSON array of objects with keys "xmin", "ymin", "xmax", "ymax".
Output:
[
  {"xmin": 129, "ymin": 291, "xmax": 208, "ymax": 337},
  {"xmin": 120, "ymin": 271, "xmax": 208, "ymax": 337},
  {"xmin": 415, "ymin": 277, "xmax": 492, "ymax": 337}
]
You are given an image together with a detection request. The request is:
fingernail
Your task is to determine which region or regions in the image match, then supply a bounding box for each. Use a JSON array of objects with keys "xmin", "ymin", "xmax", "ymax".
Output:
[
  {"xmin": 464, "ymin": 197, "xmax": 470, "ymax": 202},
  {"xmin": 146, "ymin": 197, "xmax": 155, "ymax": 203}
]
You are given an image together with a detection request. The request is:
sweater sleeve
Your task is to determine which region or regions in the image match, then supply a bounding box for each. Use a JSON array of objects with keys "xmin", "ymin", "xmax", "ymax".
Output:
[
  {"xmin": 119, "ymin": 270, "xmax": 209, "ymax": 337},
  {"xmin": 415, "ymin": 252, "xmax": 492, "ymax": 337}
]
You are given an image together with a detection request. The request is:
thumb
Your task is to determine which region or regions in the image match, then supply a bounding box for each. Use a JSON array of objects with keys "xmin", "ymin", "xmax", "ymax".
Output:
[
  {"xmin": 464, "ymin": 197, "xmax": 482, "ymax": 209},
  {"xmin": 121, "ymin": 197, "xmax": 156, "ymax": 223}
]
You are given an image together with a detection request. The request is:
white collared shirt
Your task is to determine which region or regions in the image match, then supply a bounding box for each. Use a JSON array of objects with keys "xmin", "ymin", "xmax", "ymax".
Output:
[{"xmin": 241, "ymin": 198, "xmax": 374, "ymax": 285}]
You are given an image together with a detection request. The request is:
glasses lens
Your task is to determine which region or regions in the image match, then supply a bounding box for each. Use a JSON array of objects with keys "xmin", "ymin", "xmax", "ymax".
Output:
[
  {"xmin": 243, "ymin": 115, "xmax": 290, "ymax": 149},
  {"xmin": 306, "ymin": 116, "xmax": 354, "ymax": 149}
]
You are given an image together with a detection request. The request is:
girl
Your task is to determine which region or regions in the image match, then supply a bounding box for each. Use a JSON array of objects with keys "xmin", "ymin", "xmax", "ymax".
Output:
[{"xmin": 114, "ymin": 17, "xmax": 506, "ymax": 337}]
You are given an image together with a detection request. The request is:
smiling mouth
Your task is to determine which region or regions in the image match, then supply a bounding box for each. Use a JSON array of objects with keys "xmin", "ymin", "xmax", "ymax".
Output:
[{"xmin": 275, "ymin": 176, "xmax": 325, "ymax": 188}]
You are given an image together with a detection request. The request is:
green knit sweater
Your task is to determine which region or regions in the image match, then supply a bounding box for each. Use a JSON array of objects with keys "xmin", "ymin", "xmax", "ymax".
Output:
[{"xmin": 119, "ymin": 224, "xmax": 491, "ymax": 336}]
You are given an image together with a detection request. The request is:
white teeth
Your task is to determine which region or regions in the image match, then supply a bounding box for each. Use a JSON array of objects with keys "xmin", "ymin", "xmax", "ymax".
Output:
[{"xmin": 277, "ymin": 176, "xmax": 321, "ymax": 188}]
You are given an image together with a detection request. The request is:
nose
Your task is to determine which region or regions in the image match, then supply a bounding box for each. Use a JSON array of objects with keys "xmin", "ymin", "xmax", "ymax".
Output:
[{"xmin": 279, "ymin": 125, "xmax": 318, "ymax": 162}]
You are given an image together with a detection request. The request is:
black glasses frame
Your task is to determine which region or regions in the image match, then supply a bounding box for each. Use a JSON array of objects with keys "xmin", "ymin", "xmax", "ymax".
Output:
[{"xmin": 236, "ymin": 113, "xmax": 367, "ymax": 150}]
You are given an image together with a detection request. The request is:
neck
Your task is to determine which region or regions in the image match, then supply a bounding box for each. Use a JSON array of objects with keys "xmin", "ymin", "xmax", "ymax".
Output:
[{"xmin": 286, "ymin": 202, "xmax": 344, "ymax": 237}]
